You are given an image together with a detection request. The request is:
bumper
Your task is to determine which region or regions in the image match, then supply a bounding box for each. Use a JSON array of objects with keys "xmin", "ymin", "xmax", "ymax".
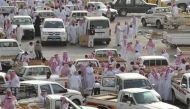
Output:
[
  {"xmin": 23, "ymin": 30, "xmax": 35, "ymax": 38},
  {"xmin": 94, "ymin": 38, "xmax": 111, "ymax": 42},
  {"xmin": 41, "ymin": 35, "xmax": 67, "ymax": 42}
]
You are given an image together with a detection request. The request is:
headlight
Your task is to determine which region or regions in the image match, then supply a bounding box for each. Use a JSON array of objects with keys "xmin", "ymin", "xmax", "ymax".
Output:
[
  {"xmin": 43, "ymin": 32, "xmax": 48, "ymax": 35},
  {"xmin": 60, "ymin": 32, "xmax": 65, "ymax": 35}
]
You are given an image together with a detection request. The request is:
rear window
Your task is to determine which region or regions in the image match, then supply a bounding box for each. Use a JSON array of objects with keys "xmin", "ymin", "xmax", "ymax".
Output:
[
  {"xmin": 16, "ymin": 84, "xmax": 38, "ymax": 100},
  {"xmin": 0, "ymin": 42, "xmax": 18, "ymax": 47},
  {"xmin": 39, "ymin": 12, "xmax": 55, "ymax": 18},
  {"xmin": 25, "ymin": 67, "xmax": 51, "ymax": 76},
  {"xmin": 44, "ymin": 21, "xmax": 64, "ymax": 28},
  {"xmin": 72, "ymin": 12, "xmax": 87, "ymax": 17},
  {"xmin": 96, "ymin": 50, "xmax": 117, "ymax": 57},
  {"xmin": 143, "ymin": 59, "xmax": 168, "ymax": 66},
  {"xmin": 90, "ymin": 20, "xmax": 109, "ymax": 29},
  {"xmin": 76, "ymin": 61, "xmax": 99, "ymax": 67}
]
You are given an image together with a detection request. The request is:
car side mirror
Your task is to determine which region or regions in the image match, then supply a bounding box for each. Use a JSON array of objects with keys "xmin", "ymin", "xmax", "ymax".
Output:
[{"xmin": 181, "ymin": 84, "xmax": 187, "ymax": 88}]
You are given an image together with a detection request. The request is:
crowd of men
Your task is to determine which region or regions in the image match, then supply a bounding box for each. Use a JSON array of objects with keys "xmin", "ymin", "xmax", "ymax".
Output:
[{"xmin": 0, "ymin": 0, "xmax": 187, "ymax": 108}]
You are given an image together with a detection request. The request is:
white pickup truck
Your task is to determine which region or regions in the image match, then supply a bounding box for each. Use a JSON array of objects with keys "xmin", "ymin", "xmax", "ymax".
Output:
[
  {"xmin": 86, "ymin": 88, "xmax": 179, "ymax": 109},
  {"xmin": 100, "ymin": 73, "xmax": 160, "ymax": 99},
  {"xmin": 16, "ymin": 65, "xmax": 67, "ymax": 87},
  {"xmin": 162, "ymin": 31, "xmax": 190, "ymax": 47},
  {"xmin": 17, "ymin": 80, "xmax": 84, "ymax": 105},
  {"xmin": 171, "ymin": 73, "xmax": 190, "ymax": 109},
  {"xmin": 18, "ymin": 95, "xmax": 96, "ymax": 109}
]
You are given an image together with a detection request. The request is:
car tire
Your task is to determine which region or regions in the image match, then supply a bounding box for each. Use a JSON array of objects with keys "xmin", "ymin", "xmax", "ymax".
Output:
[
  {"xmin": 141, "ymin": 19, "xmax": 147, "ymax": 27},
  {"xmin": 172, "ymin": 91, "xmax": 177, "ymax": 104},
  {"xmin": 187, "ymin": 99, "xmax": 190, "ymax": 109},
  {"xmin": 72, "ymin": 99, "xmax": 81, "ymax": 105},
  {"xmin": 41, "ymin": 41, "xmax": 46, "ymax": 46},
  {"xmin": 119, "ymin": 9, "xmax": 127, "ymax": 17},
  {"xmin": 156, "ymin": 20, "xmax": 163, "ymax": 29},
  {"xmin": 106, "ymin": 41, "xmax": 110, "ymax": 45}
]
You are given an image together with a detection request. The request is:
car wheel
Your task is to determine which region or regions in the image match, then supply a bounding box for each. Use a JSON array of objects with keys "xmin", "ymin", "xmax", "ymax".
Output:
[
  {"xmin": 172, "ymin": 91, "xmax": 177, "ymax": 104},
  {"xmin": 156, "ymin": 20, "xmax": 163, "ymax": 29},
  {"xmin": 72, "ymin": 99, "xmax": 81, "ymax": 105},
  {"xmin": 106, "ymin": 41, "xmax": 110, "ymax": 45},
  {"xmin": 178, "ymin": 4, "xmax": 187, "ymax": 12},
  {"xmin": 41, "ymin": 41, "xmax": 46, "ymax": 46},
  {"xmin": 141, "ymin": 19, "xmax": 147, "ymax": 27},
  {"xmin": 119, "ymin": 9, "xmax": 127, "ymax": 17},
  {"xmin": 187, "ymin": 99, "xmax": 190, "ymax": 109}
]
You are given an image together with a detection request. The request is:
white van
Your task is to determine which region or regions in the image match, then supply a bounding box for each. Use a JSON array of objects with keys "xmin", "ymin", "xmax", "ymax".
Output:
[
  {"xmin": 84, "ymin": 16, "xmax": 111, "ymax": 44},
  {"xmin": 139, "ymin": 56, "xmax": 169, "ymax": 72},
  {"xmin": 41, "ymin": 18, "xmax": 67, "ymax": 46},
  {"xmin": 0, "ymin": 39, "xmax": 23, "ymax": 71},
  {"xmin": 70, "ymin": 10, "xmax": 88, "ymax": 21}
]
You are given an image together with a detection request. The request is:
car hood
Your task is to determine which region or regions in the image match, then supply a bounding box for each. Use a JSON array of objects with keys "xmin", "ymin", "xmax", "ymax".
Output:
[
  {"xmin": 42, "ymin": 28, "xmax": 66, "ymax": 32},
  {"xmin": 140, "ymin": 102, "xmax": 179, "ymax": 109},
  {"xmin": 12, "ymin": 24, "xmax": 34, "ymax": 30},
  {"xmin": 67, "ymin": 89, "xmax": 81, "ymax": 95},
  {"xmin": 80, "ymin": 106, "xmax": 98, "ymax": 109},
  {"xmin": 23, "ymin": 74, "xmax": 61, "ymax": 80},
  {"xmin": 99, "ymin": 8, "xmax": 118, "ymax": 13}
]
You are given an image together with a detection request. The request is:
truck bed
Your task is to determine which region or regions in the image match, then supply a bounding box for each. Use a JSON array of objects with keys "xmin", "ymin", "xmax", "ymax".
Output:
[{"xmin": 86, "ymin": 94, "xmax": 117, "ymax": 106}]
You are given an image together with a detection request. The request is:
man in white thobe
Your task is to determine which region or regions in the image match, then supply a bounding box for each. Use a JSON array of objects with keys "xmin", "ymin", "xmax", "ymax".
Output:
[
  {"xmin": 0, "ymin": 13, "xmax": 4, "ymax": 28},
  {"xmin": 127, "ymin": 25, "xmax": 134, "ymax": 43},
  {"xmin": 148, "ymin": 68, "xmax": 160, "ymax": 93},
  {"xmin": 69, "ymin": 72, "xmax": 82, "ymax": 91},
  {"xmin": 115, "ymin": 22, "xmax": 121, "ymax": 46},
  {"xmin": 59, "ymin": 9, "xmax": 66, "ymax": 21},
  {"xmin": 85, "ymin": 64, "xmax": 95, "ymax": 89},
  {"xmin": 172, "ymin": 4, "xmax": 179, "ymax": 17},
  {"xmin": 16, "ymin": 25, "xmax": 23, "ymax": 46},
  {"xmin": 69, "ymin": 23, "xmax": 78, "ymax": 44}
]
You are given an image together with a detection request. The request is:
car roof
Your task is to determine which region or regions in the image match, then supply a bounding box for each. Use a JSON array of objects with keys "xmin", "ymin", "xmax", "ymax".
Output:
[
  {"xmin": 0, "ymin": 72, "xmax": 6, "ymax": 77},
  {"xmin": 115, "ymin": 73, "xmax": 147, "ymax": 80},
  {"xmin": 75, "ymin": 59, "xmax": 99, "ymax": 61},
  {"xmin": 88, "ymin": 2, "xmax": 103, "ymax": 4},
  {"xmin": 139, "ymin": 56, "xmax": 167, "ymax": 60},
  {"xmin": 22, "ymin": 65, "xmax": 49, "ymax": 68},
  {"xmin": 34, "ymin": 10, "xmax": 53, "ymax": 13},
  {"xmin": 44, "ymin": 18, "xmax": 63, "ymax": 22},
  {"xmin": 13, "ymin": 16, "xmax": 31, "ymax": 18},
  {"xmin": 84, "ymin": 16, "xmax": 109, "ymax": 20},
  {"xmin": 21, "ymin": 80, "xmax": 57, "ymax": 85},
  {"xmin": 95, "ymin": 48, "xmax": 117, "ymax": 51},
  {"xmin": 71, "ymin": 10, "xmax": 88, "ymax": 13},
  {"xmin": 0, "ymin": 39, "xmax": 18, "ymax": 42},
  {"xmin": 121, "ymin": 88, "xmax": 150, "ymax": 93}
]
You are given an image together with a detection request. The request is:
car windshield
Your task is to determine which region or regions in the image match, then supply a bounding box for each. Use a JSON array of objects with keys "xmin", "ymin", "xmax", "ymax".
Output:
[
  {"xmin": 44, "ymin": 21, "xmax": 64, "ymax": 28},
  {"xmin": 124, "ymin": 79, "xmax": 152, "ymax": 89},
  {"xmin": 95, "ymin": 50, "xmax": 117, "ymax": 57},
  {"xmin": 76, "ymin": 61, "xmax": 99, "ymax": 67},
  {"xmin": 95, "ymin": 2, "xmax": 107, "ymax": 9},
  {"xmin": 13, "ymin": 18, "xmax": 32, "ymax": 25},
  {"xmin": 133, "ymin": 91, "xmax": 159, "ymax": 104},
  {"xmin": 155, "ymin": 8, "xmax": 171, "ymax": 13},
  {"xmin": 25, "ymin": 67, "xmax": 51, "ymax": 76},
  {"xmin": 90, "ymin": 20, "xmax": 109, "ymax": 29}
]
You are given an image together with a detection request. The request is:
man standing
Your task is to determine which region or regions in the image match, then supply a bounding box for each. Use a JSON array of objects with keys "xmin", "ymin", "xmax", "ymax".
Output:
[
  {"xmin": 115, "ymin": 22, "xmax": 121, "ymax": 46},
  {"xmin": 16, "ymin": 24, "xmax": 23, "ymax": 46},
  {"xmin": 85, "ymin": 63, "xmax": 95, "ymax": 89},
  {"xmin": 148, "ymin": 68, "xmax": 160, "ymax": 93},
  {"xmin": 134, "ymin": 40, "xmax": 142, "ymax": 60},
  {"xmin": 69, "ymin": 72, "xmax": 82, "ymax": 91},
  {"xmin": 69, "ymin": 22, "xmax": 77, "ymax": 44},
  {"xmin": 1, "ymin": 89, "xmax": 17, "ymax": 109},
  {"xmin": 145, "ymin": 38, "xmax": 156, "ymax": 55}
]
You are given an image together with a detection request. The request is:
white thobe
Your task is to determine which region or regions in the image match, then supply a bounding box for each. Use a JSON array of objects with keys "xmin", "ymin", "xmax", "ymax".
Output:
[
  {"xmin": 27, "ymin": 45, "xmax": 36, "ymax": 59},
  {"xmin": 162, "ymin": 53, "xmax": 169, "ymax": 61},
  {"xmin": 55, "ymin": 65, "xmax": 63, "ymax": 75},
  {"xmin": 21, "ymin": 55, "xmax": 29, "ymax": 66},
  {"xmin": 135, "ymin": 43, "xmax": 142, "ymax": 53},
  {"xmin": 0, "ymin": 15, "xmax": 4, "ymax": 28},
  {"xmin": 69, "ymin": 75, "xmax": 81, "ymax": 91},
  {"xmin": 148, "ymin": 73, "xmax": 160, "ymax": 93},
  {"xmin": 69, "ymin": 25, "xmax": 78, "ymax": 44},
  {"xmin": 123, "ymin": 25, "xmax": 128, "ymax": 39},
  {"xmin": 10, "ymin": 76, "xmax": 20, "ymax": 88},
  {"xmin": 115, "ymin": 26, "xmax": 122, "ymax": 45},
  {"xmin": 16, "ymin": 27, "xmax": 23, "ymax": 45},
  {"xmin": 127, "ymin": 27, "xmax": 134, "ymax": 43},
  {"xmin": 59, "ymin": 11, "xmax": 66, "ymax": 21},
  {"xmin": 85, "ymin": 66, "xmax": 95, "ymax": 89},
  {"xmin": 146, "ymin": 46, "xmax": 155, "ymax": 55},
  {"xmin": 172, "ymin": 6, "xmax": 179, "ymax": 17}
]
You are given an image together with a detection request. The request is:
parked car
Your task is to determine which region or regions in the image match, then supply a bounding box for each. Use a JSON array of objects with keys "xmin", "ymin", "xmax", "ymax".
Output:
[
  {"xmin": 110, "ymin": 0, "xmax": 157, "ymax": 16},
  {"xmin": 171, "ymin": 73, "xmax": 190, "ymax": 108},
  {"xmin": 87, "ymin": 2, "xmax": 118, "ymax": 21},
  {"xmin": 86, "ymin": 88, "xmax": 179, "ymax": 109},
  {"xmin": 12, "ymin": 16, "xmax": 35, "ymax": 40},
  {"xmin": 17, "ymin": 80, "xmax": 84, "ymax": 105},
  {"xmin": 40, "ymin": 18, "xmax": 67, "ymax": 46}
]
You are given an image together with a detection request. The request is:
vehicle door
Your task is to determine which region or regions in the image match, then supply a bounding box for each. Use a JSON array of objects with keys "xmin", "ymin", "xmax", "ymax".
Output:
[
  {"xmin": 50, "ymin": 84, "xmax": 68, "ymax": 94},
  {"xmin": 135, "ymin": 0, "xmax": 150, "ymax": 13},
  {"xmin": 40, "ymin": 84, "xmax": 52, "ymax": 95},
  {"xmin": 117, "ymin": 92, "xmax": 138, "ymax": 109},
  {"xmin": 144, "ymin": 9, "xmax": 154, "ymax": 24},
  {"xmin": 178, "ymin": 76, "xmax": 188, "ymax": 103}
]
